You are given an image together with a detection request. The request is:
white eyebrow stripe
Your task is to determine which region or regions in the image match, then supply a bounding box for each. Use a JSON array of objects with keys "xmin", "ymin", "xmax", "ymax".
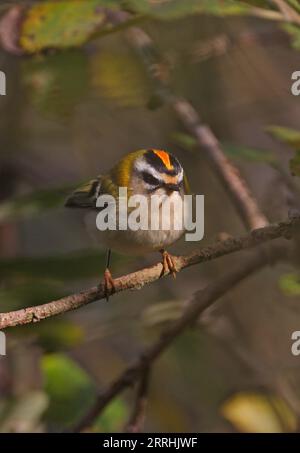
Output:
[
  {"xmin": 134, "ymin": 158, "xmax": 184, "ymax": 186},
  {"xmin": 134, "ymin": 160, "xmax": 163, "ymax": 181}
]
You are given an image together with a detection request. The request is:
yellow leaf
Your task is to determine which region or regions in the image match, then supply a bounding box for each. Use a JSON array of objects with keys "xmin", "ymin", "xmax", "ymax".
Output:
[{"xmin": 221, "ymin": 392, "xmax": 297, "ymax": 433}]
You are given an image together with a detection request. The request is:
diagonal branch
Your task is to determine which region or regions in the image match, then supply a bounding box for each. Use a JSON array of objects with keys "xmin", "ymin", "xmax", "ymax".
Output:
[
  {"xmin": 106, "ymin": 10, "xmax": 269, "ymax": 230},
  {"xmin": 125, "ymin": 366, "xmax": 150, "ymax": 433},
  {"xmin": 270, "ymin": 0, "xmax": 300, "ymax": 25},
  {"xmin": 0, "ymin": 214, "xmax": 299, "ymax": 330},
  {"xmin": 171, "ymin": 97, "xmax": 269, "ymax": 229},
  {"xmin": 73, "ymin": 243, "xmax": 283, "ymax": 432}
]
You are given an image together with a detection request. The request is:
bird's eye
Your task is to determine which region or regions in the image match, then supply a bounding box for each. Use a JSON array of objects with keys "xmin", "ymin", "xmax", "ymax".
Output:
[{"xmin": 142, "ymin": 172, "xmax": 160, "ymax": 186}]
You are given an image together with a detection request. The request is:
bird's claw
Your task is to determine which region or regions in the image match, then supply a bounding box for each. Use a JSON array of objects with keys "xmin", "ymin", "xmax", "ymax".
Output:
[
  {"xmin": 103, "ymin": 268, "xmax": 116, "ymax": 301},
  {"xmin": 160, "ymin": 250, "xmax": 177, "ymax": 279}
]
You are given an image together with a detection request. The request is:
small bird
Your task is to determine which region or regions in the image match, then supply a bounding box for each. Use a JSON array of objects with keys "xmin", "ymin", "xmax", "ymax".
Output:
[{"xmin": 65, "ymin": 149, "xmax": 190, "ymax": 299}]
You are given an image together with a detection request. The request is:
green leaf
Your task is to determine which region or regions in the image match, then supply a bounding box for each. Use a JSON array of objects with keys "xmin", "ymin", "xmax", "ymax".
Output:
[
  {"xmin": 266, "ymin": 125, "xmax": 300, "ymax": 149},
  {"xmin": 124, "ymin": 0, "xmax": 251, "ymax": 19},
  {"xmin": 19, "ymin": 1, "xmax": 109, "ymax": 53},
  {"xmin": 279, "ymin": 273, "xmax": 300, "ymax": 296},
  {"xmin": 0, "ymin": 249, "xmax": 113, "ymax": 282},
  {"xmin": 42, "ymin": 353, "xmax": 96, "ymax": 428},
  {"xmin": 0, "ymin": 0, "xmax": 284, "ymax": 55},
  {"xmin": 222, "ymin": 143, "xmax": 277, "ymax": 164},
  {"xmin": 94, "ymin": 398, "xmax": 128, "ymax": 432}
]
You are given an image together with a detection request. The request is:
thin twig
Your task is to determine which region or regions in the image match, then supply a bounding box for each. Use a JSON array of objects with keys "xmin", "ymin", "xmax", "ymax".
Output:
[
  {"xmin": 249, "ymin": 6, "xmax": 288, "ymax": 22},
  {"xmin": 73, "ymin": 5, "xmax": 300, "ymax": 432},
  {"xmin": 73, "ymin": 244, "xmax": 283, "ymax": 432},
  {"xmin": 270, "ymin": 0, "xmax": 300, "ymax": 25},
  {"xmin": 125, "ymin": 367, "xmax": 150, "ymax": 433},
  {"xmin": 0, "ymin": 215, "xmax": 298, "ymax": 330},
  {"xmin": 171, "ymin": 97, "xmax": 269, "ymax": 229},
  {"xmin": 107, "ymin": 11, "xmax": 269, "ymax": 230}
]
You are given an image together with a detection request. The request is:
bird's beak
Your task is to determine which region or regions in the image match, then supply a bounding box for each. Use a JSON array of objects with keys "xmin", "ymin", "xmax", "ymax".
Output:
[{"xmin": 164, "ymin": 183, "xmax": 180, "ymax": 193}]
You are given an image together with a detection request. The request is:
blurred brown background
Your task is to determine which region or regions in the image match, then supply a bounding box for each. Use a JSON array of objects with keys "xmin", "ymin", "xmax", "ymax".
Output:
[{"xmin": 0, "ymin": 4, "xmax": 300, "ymax": 433}]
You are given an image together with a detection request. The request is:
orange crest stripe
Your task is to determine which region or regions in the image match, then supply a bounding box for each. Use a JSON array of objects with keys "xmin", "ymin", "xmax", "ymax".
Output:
[{"xmin": 153, "ymin": 150, "xmax": 174, "ymax": 170}]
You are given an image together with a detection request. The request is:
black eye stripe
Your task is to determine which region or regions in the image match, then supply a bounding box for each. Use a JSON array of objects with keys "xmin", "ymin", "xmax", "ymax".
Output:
[{"xmin": 142, "ymin": 171, "xmax": 160, "ymax": 186}]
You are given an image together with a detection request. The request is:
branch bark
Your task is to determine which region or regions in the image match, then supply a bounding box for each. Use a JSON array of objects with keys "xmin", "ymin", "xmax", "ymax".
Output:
[
  {"xmin": 71, "ymin": 9, "xmax": 300, "ymax": 430},
  {"xmin": 0, "ymin": 215, "xmax": 298, "ymax": 330},
  {"xmin": 110, "ymin": 13, "xmax": 268, "ymax": 230},
  {"xmin": 0, "ymin": 4, "xmax": 297, "ymax": 432},
  {"xmin": 171, "ymin": 97, "xmax": 269, "ymax": 229},
  {"xmin": 73, "ymin": 244, "xmax": 283, "ymax": 432},
  {"xmin": 270, "ymin": 0, "xmax": 300, "ymax": 26},
  {"xmin": 125, "ymin": 367, "xmax": 150, "ymax": 433}
]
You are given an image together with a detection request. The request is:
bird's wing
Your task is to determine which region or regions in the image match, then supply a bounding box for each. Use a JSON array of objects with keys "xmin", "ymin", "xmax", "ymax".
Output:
[{"xmin": 65, "ymin": 176, "xmax": 103, "ymax": 209}]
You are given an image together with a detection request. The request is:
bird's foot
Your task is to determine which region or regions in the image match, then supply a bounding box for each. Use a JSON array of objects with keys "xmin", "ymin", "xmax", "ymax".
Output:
[
  {"xmin": 103, "ymin": 268, "xmax": 116, "ymax": 301},
  {"xmin": 160, "ymin": 249, "xmax": 177, "ymax": 279}
]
